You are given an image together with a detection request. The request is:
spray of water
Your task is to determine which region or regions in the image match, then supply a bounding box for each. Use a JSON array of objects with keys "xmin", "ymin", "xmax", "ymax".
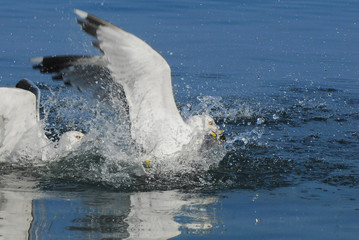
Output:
[{"xmin": 2, "ymin": 85, "xmax": 266, "ymax": 190}]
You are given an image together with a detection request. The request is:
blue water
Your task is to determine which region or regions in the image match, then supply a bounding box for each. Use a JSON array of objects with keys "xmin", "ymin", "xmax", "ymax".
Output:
[{"xmin": 1, "ymin": 0, "xmax": 359, "ymax": 239}]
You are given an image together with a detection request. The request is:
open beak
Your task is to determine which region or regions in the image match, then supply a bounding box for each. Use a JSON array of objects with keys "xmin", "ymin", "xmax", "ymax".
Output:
[{"xmin": 211, "ymin": 130, "xmax": 226, "ymax": 142}]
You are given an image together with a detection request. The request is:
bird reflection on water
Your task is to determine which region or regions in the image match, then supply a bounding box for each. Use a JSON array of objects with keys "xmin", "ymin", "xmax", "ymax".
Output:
[{"xmin": 0, "ymin": 173, "xmax": 220, "ymax": 239}]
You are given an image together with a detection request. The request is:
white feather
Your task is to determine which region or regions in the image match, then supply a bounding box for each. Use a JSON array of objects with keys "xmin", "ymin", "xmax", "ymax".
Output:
[
  {"xmin": 95, "ymin": 25, "xmax": 194, "ymax": 156},
  {"xmin": 0, "ymin": 87, "xmax": 84, "ymax": 162}
]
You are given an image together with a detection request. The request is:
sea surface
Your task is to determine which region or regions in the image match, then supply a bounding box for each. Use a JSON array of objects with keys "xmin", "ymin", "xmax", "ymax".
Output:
[{"xmin": 1, "ymin": 0, "xmax": 359, "ymax": 239}]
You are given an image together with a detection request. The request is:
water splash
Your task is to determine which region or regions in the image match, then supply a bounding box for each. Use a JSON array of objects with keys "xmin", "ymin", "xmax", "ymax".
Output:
[
  {"xmin": 2, "ymin": 83, "xmax": 358, "ymax": 191},
  {"xmin": 28, "ymin": 87, "xmax": 232, "ymax": 190}
]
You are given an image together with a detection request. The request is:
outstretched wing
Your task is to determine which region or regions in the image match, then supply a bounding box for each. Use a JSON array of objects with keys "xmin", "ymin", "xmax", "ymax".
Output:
[
  {"xmin": 73, "ymin": 9, "xmax": 171, "ymax": 87},
  {"xmin": 73, "ymin": 10, "xmax": 190, "ymax": 155}
]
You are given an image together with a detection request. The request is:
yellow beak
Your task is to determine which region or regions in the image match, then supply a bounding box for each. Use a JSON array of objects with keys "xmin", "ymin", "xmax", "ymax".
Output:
[
  {"xmin": 211, "ymin": 130, "xmax": 217, "ymax": 139},
  {"xmin": 211, "ymin": 130, "xmax": 225, "ymax": 141}
]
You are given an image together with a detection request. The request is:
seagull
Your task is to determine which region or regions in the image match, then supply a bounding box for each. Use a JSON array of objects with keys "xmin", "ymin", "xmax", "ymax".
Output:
[
  {"xmin": 0, "ymin": 79, "xmax": 84, "ymax": 162},
  {"xmin": 31, "ymin": 9, "xmax": 224, "ymax": 160}
]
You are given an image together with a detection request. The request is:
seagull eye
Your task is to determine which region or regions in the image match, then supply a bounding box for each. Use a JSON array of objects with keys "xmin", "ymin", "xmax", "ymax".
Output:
[
  {"xmin": 208, "ymin": 121, "xmax": 213, "ymax": 126},
  {"xmin": 76, "ymin": 135, "xmax": 81, "ymax": 139}
]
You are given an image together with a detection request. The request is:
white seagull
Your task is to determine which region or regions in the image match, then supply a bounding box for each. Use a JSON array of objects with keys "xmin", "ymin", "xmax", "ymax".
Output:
[
  {"xmin": 0, "ymin": 79, "xmax": 84, "ymax": 162},
  {"xmin": 31, "ymin": 10, "xmax": 224, "ymax": 160}
]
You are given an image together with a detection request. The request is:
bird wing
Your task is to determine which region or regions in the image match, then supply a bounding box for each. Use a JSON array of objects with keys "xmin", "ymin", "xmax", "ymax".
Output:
[
  {"xmin": 31, "ymin": 55, "xmax": 126, "ymax": 105},
  {"xmin": 73, "ymin": 9, "xmax": 190, "ymax": 154}
]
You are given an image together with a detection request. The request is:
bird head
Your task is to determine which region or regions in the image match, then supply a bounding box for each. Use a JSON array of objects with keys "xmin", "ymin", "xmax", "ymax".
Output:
[
  {"xmin": 187, "ymin": 114, "xmax": 225, "ymax": 142},
  {"xmin": 57, "ymin": 131, "xmax": 84, "ymax": 152}
]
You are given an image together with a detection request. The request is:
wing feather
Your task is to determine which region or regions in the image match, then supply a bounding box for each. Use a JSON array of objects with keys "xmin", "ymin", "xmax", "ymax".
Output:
[
  {"xmin": 73, "ymin": 10, "xmax": 191, "ymax": 154},
  {"xmin": 31, "ymin": 55, "xmax": 127, "ymax": 107}
]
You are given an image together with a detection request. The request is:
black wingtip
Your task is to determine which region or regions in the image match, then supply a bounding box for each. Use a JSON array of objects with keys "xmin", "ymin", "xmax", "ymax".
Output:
[
  {"xmin": 32, "ymin": 55, "xmax": 92, "ymax": 74},
  {"xmin": 75, "ymin": 9, "xmax": 118, "ymax": 36},
  {"xmin": 16, "ymin": 79, "xmax": 40, "ymax": 96},
  {"xmin": 92, "ymin": 41, "xmax": 104, "ymax": 54},
  {"xmin": 52, "ymin": 74, "xmax": 64, "ymax": 80},
  {"xmin": 77, "ymin": 18, "xmax": 98, "ymax": 38},
  {"xmin": 16, "ymin": 79, "xmax": 41, "ymax": 120}
]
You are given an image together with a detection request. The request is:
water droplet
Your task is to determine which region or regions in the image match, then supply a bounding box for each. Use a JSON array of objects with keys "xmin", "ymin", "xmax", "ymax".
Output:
[{"xmin": 256, "ymin": 118, "xmax": 265, "ymax": 125}]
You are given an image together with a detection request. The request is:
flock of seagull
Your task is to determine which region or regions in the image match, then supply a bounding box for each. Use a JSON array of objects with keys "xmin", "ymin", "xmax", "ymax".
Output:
[{"xmin": 0, "ymin": 10, "xmax": 224, "ymax": 168}]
